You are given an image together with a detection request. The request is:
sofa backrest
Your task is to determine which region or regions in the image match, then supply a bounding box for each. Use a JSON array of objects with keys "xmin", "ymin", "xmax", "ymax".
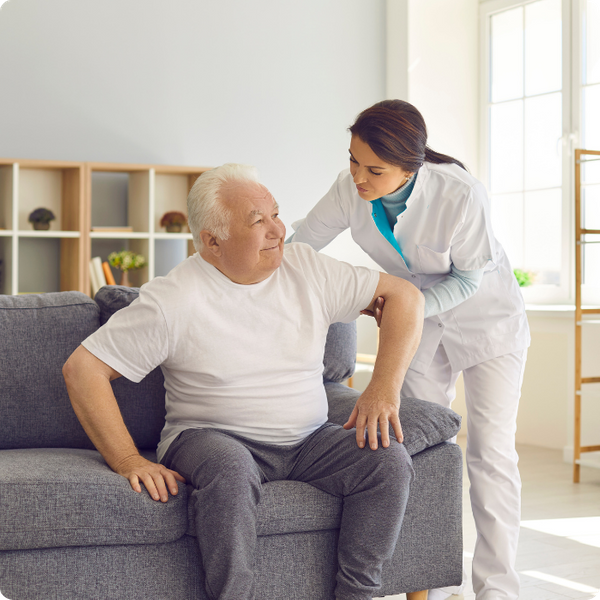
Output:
[
  {"xmin": 0, "ymin": 286, "xmax": 357, "ymax": 451},
  {"xmin": 0, "ymin": 292, "xmax": 100, "ymax": 451}
]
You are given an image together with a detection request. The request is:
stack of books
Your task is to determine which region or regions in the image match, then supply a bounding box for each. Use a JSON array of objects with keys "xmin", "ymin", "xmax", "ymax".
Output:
[{"xmin": 89, "ymin": 257, "xmax": 116, "ymax": 296}]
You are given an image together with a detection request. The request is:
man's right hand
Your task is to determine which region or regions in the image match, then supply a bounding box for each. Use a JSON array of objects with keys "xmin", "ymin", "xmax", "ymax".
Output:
[
  {"xmin": 64, "ymin": 346, "xmax": 186, "ymax": 504},
  {"xmin": 114, "ymin": 454, "xmax": 186, "ymax": 503}
]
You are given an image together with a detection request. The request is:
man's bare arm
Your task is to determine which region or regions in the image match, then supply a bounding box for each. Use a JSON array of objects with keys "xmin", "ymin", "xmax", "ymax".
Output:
[
  {"xmin": 344, "ymin": 273, "xmax": 424, "ymax": 449},
  {"xmin": 63, "ymin": 346, "xmax": 185, "ymax": 501}
]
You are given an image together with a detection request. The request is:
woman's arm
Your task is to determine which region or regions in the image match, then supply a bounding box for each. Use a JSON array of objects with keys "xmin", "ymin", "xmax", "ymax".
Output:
[
  {"xmin": 289, "ymin": 172, "xmax": 351, "ymax": 250},
  {"xmin": 422, "ymin": 265, "xmax": 484, "ymax": 318}
]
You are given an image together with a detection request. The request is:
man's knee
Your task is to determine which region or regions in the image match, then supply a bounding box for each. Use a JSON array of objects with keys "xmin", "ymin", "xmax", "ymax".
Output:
[
  {"xmin": 176, "ymin": 430, "xmax": 262, "ymax": 494},
  {"xmin": 368, "ymin": 439, "xmax": 414, "ymax": 486}
]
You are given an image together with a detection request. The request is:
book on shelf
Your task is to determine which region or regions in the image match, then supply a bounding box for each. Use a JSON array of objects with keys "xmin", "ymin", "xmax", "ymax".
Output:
[
  {"xmin": 91, "ymin": 226, "xmax": 134, "ymax": 232},
  {"xmin": 89, "ymin": 256, "xmax": 107, "ymax": 296},
  {"xmin": 102, "ymin": 261, "xmax": 116, "ymax": 286}
]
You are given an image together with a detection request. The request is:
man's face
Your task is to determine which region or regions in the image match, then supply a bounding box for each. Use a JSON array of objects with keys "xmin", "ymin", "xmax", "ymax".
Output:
[{"xmin": 211, "ymin": 181, "xmax": 286, "ymax": 285}]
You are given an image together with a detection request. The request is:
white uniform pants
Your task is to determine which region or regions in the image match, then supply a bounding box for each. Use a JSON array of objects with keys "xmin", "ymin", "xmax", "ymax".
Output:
[{"xmin": 402, "ymin": 345, "xmax": 528, "ymax": 600}]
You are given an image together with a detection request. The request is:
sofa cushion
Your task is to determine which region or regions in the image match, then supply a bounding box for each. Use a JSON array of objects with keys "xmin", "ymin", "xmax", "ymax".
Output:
[
  {"xmin": 323, "ymin": 322, "xmax": 357, "ymax": 383},
  {"xmin": 184, "ymin": 479, "xmax": 343, "ymax": 539},
  {"xmin": 0, "ymin": 291, "xmax": 166, "ymax": 451},
  {"xmin": 325, "ymin": 382, "xmax": 462, "ymax": 456},
  {"xmin": 0, "ymin": 449, "xmax": 345, "ymax": 552},
  {"xmin": 0, "ymin": 292, "xmax": 100, "ymax": 451},
  {"xmin": 94, "ymin": 284, "xmax": 357, "ymax": 385},
  {"xmin": 0, "ymin": 448, "xmax": 189, "ymax": 551}
]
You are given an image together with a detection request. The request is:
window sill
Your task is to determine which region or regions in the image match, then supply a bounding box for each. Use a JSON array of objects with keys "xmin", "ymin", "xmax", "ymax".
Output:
[{"xmin": 525, "ymin": 304, "xmax": 575, "ymax": 319}]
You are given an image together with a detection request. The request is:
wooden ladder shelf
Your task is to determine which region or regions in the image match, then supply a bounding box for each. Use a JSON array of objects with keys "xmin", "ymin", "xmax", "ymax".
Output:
[{"xmin": 573, "ymin": 148, "xmax": 600, "ymax": 482}]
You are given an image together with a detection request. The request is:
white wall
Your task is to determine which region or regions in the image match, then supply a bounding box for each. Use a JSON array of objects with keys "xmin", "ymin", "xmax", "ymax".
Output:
[
  {"xmin": 0, "ymin": 0, "xmax": 387, "ymax": 232},
  {"xmin": 408, "ymin": 0, "xmax": 480, "ymax": 177}
]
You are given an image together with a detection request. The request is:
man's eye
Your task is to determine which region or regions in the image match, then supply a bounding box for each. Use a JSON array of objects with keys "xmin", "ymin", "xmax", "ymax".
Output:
[{"xmin": 273, "ymin": 214, "xmax": 279, "ymax": 219}]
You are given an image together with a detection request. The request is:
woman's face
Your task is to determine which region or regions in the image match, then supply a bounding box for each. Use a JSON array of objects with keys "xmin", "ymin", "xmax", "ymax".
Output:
[{"xmin": 349, "ymin": 135, "xmax": 413, "ymax": 201}]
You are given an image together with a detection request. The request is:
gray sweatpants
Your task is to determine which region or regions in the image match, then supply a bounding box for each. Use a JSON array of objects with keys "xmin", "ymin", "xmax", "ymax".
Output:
[{"xmin": 161, "ymin": 422, "xmax": 414, "ymax": 600}]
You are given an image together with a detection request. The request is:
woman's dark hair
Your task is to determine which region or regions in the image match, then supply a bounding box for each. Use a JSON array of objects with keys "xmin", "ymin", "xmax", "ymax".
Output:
[{"xmin": 349, "ymin": 99, "xmax": 467, "ymax": 172}]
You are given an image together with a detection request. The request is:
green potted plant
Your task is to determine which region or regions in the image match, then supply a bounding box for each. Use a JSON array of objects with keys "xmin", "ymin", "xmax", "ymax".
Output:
[
  {"xmin": 108, "ymin": 250, "xmax": 147, "ymax": 287},
  {"xmin": 28, "ymin": 208, "xmax": 56, "ymax": 231},
  {"xmin": 160, "ymin": 211, "xmax": 187, "ymax": 233},
  {"xmin": 513, "ymin": 268, "xmax": 534, "ymax": 287}
]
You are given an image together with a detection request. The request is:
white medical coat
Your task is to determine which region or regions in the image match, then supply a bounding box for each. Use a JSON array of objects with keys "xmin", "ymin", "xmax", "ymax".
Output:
[{"xmin": 292, "ymin": 162, "xmax": 530, "ymax": 375}]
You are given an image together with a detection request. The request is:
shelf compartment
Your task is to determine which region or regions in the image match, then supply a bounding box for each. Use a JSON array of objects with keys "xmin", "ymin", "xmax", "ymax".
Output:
[
  {"xmin": 18, "ymin": 237, "xmax": 61, "ymax": 294},
  {"xmin": 0, "ymin": 164, "xmax": 15, "ymax": 231},
  {"xmin": 18, "ymin": 166, "xmax": 83, "ymax": 233},
  {"xmin": 154, "ymin": 173, "xmax": 195, "ymax": 234},
  {"xmin": 0, "ymin": 237, "xmax": 13, "ymax": 295},
  {"xmin": 89, "ymin": 168, "xmax": 151, "ymax": 234},
  {"xmin": 91, "ymin": 238, "xmax": 150, "ymax": 289}
]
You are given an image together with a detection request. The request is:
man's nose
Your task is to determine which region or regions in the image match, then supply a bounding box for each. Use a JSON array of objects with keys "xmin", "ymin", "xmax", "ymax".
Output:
[{"xmin": 267, "ymin": 218, "xmax": 285, "ymax": 237}]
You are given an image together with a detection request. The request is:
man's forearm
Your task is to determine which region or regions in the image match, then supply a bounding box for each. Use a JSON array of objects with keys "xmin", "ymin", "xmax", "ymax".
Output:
[
  {"xmin": 370, "ymin": 286, "xmax": 423, "ymax": 393},
  {"xmin": 63, "ymin": 349, "xmax": 140, "ymax": 472},
  {"xmin": 64, "ymin": 346, "xmax": 184, "ymax": 502}
]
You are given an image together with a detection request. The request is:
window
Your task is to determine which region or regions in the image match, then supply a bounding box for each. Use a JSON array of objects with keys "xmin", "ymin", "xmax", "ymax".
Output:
[
  {"xmin": 481, "ymin": 0, "xmax": 600, "ymax": 304},
  {"xmin": 581, "ymin": 0, "xmax": 600, "ymax": 292}
]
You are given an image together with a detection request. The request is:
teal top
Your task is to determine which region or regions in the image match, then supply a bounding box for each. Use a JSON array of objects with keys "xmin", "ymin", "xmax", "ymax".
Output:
[
  {"xmin": 379, "ymin": 173, "xmax": 417, "ymax": 227},
  {"xmin": 369, "ymin": 173, "xmax": 417, "ymax": 261}
]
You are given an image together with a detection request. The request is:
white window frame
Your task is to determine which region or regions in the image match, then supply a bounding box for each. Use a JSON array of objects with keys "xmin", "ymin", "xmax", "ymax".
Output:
[{"xmin": 479, "ymin": 0, "xmax": 582, "ymax": 305}]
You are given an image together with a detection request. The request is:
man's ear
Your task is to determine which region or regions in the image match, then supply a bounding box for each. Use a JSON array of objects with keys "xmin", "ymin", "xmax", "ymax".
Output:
[{"xmin": 200, "ymin": 230, "xmax": 221, "ymax": 256}]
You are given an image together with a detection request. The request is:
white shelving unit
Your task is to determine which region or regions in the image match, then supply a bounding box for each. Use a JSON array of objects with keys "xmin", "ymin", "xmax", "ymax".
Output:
[
  {"xmin": 0, "ymin": 158, "xmax": 210, "ymax": 296},
  {"xmin": 87, "ymin": 162, "xmax": 208, "ymax": 291},
  {"xmin": 0, "ymin": 159, "xmax": 85, "ymax": 295}
]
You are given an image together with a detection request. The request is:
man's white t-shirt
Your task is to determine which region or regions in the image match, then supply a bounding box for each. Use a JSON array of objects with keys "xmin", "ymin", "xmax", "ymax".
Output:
[{"xmin": 82, "ymin": 243, "xmax": 379, "ymax": 462}]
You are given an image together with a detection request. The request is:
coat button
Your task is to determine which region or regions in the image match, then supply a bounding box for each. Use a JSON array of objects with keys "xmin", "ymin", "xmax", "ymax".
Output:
[
  {"xmin": 438, "ymin": 323, "xmax": 443, "ymax": 327},
  {"xmin": 411, "ymin": 275, "xmax": 416, "ymax": 278}
]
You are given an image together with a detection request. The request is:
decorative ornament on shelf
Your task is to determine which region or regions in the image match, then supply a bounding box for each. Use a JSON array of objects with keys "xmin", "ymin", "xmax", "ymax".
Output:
[
  {"xmin": 160, "ymin": 211, "xmax": 187, "ymax": 233},
  {"xmin": 108, "ymin": 250, "xmax": 147, "ymax": 287},
  {"xmin": 28, "ymin": 208, "xmax": 56, "ymax": 231}
]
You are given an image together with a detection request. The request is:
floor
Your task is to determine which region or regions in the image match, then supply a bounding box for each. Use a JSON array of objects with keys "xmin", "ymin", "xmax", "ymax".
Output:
[{"xmin": 385, "ymin": 439, "xmax": 600, "ymax": 600}]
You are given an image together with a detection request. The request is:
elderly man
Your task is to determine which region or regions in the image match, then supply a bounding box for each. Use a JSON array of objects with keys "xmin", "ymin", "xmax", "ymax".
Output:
[{"xmin": 63, "ymin": 163, "xmax": 424, "ymax": 600}]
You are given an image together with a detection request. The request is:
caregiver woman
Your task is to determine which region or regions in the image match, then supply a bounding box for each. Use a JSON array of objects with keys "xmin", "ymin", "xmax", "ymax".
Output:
[{"xmin": 291, "ymin": 100, "xmax": 530, "ymax": 600}]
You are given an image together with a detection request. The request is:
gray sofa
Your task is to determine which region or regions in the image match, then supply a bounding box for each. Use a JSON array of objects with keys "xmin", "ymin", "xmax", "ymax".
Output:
[{"xmin": 0, "ymin": 287, "xmax": 463, "ymax": 600}]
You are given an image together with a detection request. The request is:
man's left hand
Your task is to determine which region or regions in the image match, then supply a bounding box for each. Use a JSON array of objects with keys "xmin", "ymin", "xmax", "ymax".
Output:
[{"xmin": 343, "ymin": 381, "xmax": 403, "ymax": 450}]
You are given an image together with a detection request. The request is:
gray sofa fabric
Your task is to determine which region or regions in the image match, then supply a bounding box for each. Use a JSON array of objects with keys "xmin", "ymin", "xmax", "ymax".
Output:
[
  {"xmin": 0, "ymin": 446, "xmax": 462, "ymax": 600},
  {"xmin": 0, "ymin": 288, "xmax": 463, "ymax": 599},
  {"xmin": 326, "ymin": 382, "xmax": 462, "ymax": 456},
  {"xmin": 0, "ymin": 292, "xmax": 99, "ymax": 450}
]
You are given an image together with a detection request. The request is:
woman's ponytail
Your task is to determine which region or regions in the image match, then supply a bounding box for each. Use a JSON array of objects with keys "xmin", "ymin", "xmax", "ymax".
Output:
[{"xmin": 350, "ymin": 100, "xmax": 467, "ymax": 172}]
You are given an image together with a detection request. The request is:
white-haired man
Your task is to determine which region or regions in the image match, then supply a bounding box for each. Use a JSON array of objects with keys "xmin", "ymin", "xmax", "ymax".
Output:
[{"xmin": 63, "ymin": 163, "xmax": 424, "ymax": 600}]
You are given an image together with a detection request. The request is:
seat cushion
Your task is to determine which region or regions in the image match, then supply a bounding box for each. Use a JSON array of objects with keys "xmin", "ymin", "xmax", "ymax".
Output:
[
  {"xmin": 0, "ymin": 449, "xmax": 344, "ymax": 552},
  {"xmin": 184, "ymin": 479, "xmax": 343, "ymax": 539},
  {"xmin": 0, "ymin": 448, "xmax": 189, "ymax": 552}
]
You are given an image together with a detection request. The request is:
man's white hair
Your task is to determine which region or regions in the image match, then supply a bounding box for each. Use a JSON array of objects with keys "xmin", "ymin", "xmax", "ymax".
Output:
[{"xmin": 187, "ymin": 163, "xmax": 261, "ymax": 251}]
